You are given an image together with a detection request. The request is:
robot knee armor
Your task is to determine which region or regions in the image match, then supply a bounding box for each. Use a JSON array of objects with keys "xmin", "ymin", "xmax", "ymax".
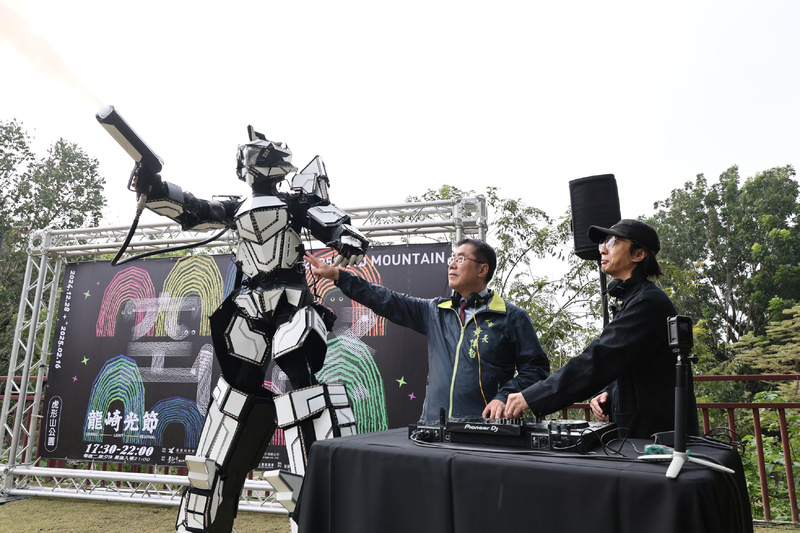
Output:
[{"xmin": 275, "ymin": 383, "xmax": 357, "ymax": 475}]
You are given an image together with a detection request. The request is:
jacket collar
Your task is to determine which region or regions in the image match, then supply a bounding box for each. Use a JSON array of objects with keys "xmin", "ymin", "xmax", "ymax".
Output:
[
  {"xmin": 609, "ymin": 275, "xmax": 647, "ymax": 316},
  {"xmin": 439, "ymin": 291, "xmax": 506, "ymax": 313}
]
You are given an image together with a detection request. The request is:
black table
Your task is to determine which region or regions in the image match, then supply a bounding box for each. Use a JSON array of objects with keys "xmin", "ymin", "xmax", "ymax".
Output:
[{"xmin": 296, "ymin": 428, "xmax": 752, "ymax": 533}]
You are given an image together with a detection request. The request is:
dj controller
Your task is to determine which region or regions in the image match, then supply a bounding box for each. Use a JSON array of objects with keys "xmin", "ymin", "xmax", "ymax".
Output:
[{"xmin": 409, "ymin": 416, "xmax": 617, "ymax": 454}]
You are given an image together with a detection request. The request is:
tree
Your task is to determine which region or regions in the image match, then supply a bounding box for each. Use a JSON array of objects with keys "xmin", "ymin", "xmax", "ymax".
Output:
[
  {"xmin": 0, "ymin": 120, "xmax": 106, "ymax": 375},
  {"xmin": 727, "ymin": 306, "xmax": 800, "ymax": 401},
  {"xmin": 648, "ymin": 165, "xmax": 800, "ymax": 358}
]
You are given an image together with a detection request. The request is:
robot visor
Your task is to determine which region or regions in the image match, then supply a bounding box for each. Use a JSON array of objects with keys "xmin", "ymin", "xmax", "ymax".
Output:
[{"xmin": 240, "ymin": 145, "xmax": 268, "ymax": 168}]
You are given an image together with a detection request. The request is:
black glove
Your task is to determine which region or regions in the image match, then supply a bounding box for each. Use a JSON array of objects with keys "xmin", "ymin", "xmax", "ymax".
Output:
[
  {"xmin": 133, "ymin": 165, "xmax": 164, "ymax": 196},
  {"xmin": 327, "ymin": 224, "xmax": 369, "ymax": 267}
]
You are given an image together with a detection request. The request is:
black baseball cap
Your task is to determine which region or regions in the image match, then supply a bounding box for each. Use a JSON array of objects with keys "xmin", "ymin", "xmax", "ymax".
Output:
[{"xmin": 587, "ymin": 219, "xmax": 660, "ymax": 254}]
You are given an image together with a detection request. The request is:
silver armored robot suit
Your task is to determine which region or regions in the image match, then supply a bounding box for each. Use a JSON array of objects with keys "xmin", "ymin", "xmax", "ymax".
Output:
[{"xmin": 132, "ymin": 127, "xmax": 368, "ymax": 533}]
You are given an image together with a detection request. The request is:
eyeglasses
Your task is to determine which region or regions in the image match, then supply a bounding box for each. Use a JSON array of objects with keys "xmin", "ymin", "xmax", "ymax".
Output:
[
  {"xmin": 447, "ymin": 254, "xmax": 486, "ymax": 266},
  {"xmin": 598, "ymin": 235, "xmax": 632, "ymax": 251}
]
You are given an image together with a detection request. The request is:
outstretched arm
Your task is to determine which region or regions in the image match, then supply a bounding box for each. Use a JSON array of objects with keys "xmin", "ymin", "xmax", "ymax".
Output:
[
  {"xmin": 134, "ymin": 168, "xmax": 240, "ymax": 231},
  {"xmin": 305, "ymin": 251, "xmax": 340, "ymax": 281},
  {"xmin": 305, "ymin": 204, "xmax": 369, "ymax": 267},
  {"xmin": 305, "ymin": 251, "xmax": 431, "ymax": 335}
]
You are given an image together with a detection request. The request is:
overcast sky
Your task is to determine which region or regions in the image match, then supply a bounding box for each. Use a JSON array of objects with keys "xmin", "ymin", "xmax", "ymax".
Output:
[{"xmin": 2, "ymin": 0, "xmax": 798, "ymax": 229}]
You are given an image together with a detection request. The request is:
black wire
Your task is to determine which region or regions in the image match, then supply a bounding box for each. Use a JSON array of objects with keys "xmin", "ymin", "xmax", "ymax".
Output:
[
  {"xmin": 595, "ymin": 426, "xmax": 641, "ymax": 455},
  {"xmin": 110, "ymin": 193, "xmax": 149, "ymax": 266},
  {"xmin": 689, "ymin": 427, "xmax": 744, "ymax": 456},
  {"xmin": 111, "ymin": 227, "xmax": 230, "ymax": 266},
  {"xmin": 110, "ymin": 214, "xmax": 141, "ymax": 266},
  {"xmin": 302, "ymin": 226, "xmax": 323, "ymax": 299}
]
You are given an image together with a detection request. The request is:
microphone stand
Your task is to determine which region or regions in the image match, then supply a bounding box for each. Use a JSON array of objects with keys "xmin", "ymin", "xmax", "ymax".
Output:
[{"xmin": 639, "ymin": 346, "xmax": 734, "ymax": 478}]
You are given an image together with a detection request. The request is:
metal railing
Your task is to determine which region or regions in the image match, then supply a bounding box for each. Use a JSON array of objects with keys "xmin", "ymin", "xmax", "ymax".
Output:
[
  {"xmin": 562, "ymin": 374, "xmax": 800, "ymax": 525},
  {"xmin": 694, "ymin": 374, "xmax": 800, "ymax": 523}
]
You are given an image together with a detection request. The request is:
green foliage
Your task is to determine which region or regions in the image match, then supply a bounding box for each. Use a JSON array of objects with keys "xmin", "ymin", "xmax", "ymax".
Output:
[
  {"xmin": 0, "ymin": 120, "xmax": 107, "ymax": 376},
  {"xmin": 739, "ymin": 392, "xmax": 800, "ymax": 521},
  {"xmin": 728, "ymin": 306, "xmax": 800, "ymax": 401},
  {"xmin": 648, "ymin": 165, "xmax": 800, "ymax": 357}
]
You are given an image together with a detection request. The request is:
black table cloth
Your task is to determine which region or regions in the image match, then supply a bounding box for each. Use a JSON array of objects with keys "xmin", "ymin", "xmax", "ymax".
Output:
[{"xmin": 296, "ymin": 428, "xmax": 752, "ymax": 533}]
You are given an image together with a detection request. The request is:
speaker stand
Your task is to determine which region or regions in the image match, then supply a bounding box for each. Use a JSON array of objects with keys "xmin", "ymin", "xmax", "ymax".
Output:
[{"xmin": 598, "ymin": 260, "xmax": 610, "ymax": 327}]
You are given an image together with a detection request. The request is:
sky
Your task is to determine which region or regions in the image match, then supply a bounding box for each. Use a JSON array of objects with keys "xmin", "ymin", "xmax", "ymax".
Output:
[{"xmin": 1, "ymin": 0, "xmax": 799, "ymax": 230}]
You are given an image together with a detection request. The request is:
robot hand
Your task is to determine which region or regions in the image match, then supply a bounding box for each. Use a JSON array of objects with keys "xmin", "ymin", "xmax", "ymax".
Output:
[
  {"xmin": 327, "ymin": 224, "xmax": 369, "ymax": 267},
  {"xmin": 131, "ymin": 164, "xmax": 164, "ymax": 197}
]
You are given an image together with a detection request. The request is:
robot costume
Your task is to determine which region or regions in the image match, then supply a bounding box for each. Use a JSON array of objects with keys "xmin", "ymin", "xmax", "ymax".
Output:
[{"xmin": 131, "ymin": 126, "xmax": 368, "ymax": 533}]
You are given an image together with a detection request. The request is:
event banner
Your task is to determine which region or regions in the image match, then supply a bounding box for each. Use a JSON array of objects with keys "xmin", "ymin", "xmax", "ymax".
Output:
[{"xmin": 41, "ymin": 243, "xmax": 451, "ymax": 467}]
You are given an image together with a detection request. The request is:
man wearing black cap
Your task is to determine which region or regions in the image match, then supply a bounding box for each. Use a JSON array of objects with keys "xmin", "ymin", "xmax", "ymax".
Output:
[{"xmin": 505, "ymin": 219, "xmax": 699, "ymax": 439}]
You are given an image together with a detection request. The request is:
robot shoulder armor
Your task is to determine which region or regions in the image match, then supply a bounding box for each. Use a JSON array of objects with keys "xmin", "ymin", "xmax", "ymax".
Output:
[
  {"xmin": 234, "ymin": 195, "xmax": 287, "ymax": 217},
  {"xmin": 307, "ymin": 204, "xmax": 349, "ymax": 227}
]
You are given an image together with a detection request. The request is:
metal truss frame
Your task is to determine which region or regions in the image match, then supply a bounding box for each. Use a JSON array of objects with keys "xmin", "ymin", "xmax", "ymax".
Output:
[{"xmin": 0, "ymin": 196, "xmax": 486, "ymax": 510}]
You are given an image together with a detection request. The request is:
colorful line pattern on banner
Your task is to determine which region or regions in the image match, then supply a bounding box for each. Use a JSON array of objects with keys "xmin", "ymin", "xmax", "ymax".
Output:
[
  {"xmin": 150, "ymin": 397, "xmax": 204, "ymax": 448},
  {"xmin": 155, "ymin": 256, "xmax": 223, "ymax": 338},
  {"xmin": 83, "ymin": 355, "xmax": 205, "ymax": 449},
  {"xmin": 318, "ymin": 335, "xmax": 388, "ymax": 433},
  {"xmin": 306, "ymin": 250, "xmax": 386, "ymax": 336},
  {"xmin": 83, "ymin": 355, "xmax": 146, "ymax": 444},
  {"xmin": 222, "ymin": 259, "xmax": 239, "ymax": 300},
  {"xmin": 96, "ymin": 266, "xmax": 157, "ymax": 338}
]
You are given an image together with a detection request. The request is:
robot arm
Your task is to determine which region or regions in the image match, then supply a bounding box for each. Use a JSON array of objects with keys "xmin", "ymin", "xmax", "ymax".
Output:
[
  {"xmin": 135, "ymin": 169, "xmax": 240, "ymax": 231},
  {"xmin": 307, "ymin": 205, "xmax": 369, "ymax": 266},
  {"xmin": 97, "ymin": 106, "xmax": 241, "ymax": 232},
  {"xmin": 328, "ymin": 223, "xmax": 369, "ymax": 267}
]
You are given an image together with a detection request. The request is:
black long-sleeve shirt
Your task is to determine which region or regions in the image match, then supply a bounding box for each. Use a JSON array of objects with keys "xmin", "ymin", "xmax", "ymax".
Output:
[{"xmin": 521, "ymin": 276, "xmax": 699, "ymax": 439}]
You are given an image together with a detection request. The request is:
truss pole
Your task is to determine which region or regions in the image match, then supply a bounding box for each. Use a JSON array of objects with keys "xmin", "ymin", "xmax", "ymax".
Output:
[
  {"xmin": 476, "ymin": 195, "xmax": 488, "ymax": 240},
  {"xmin": 0, "ymin": 253, "xmax": 37, "ymax": 469},
  {"xmin": 6, "ymin": 246, "xmax": 52, "ymax": 473},
  {"xmin": 453, "ymin": 200, "xmax": 463, "ymax": 243},
  {"xmin": 25, "ymin": 250, "xmax": 63, "ymax": 464},
  {"xmin": 8, "ymin": 239, "xmax": 49, "ymax": 465}
]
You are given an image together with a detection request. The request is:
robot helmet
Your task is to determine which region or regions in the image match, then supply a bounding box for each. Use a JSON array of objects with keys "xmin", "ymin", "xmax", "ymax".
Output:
[{"xmin": 236, "ymin": 126, "xmax": 297, "ymax": 186}]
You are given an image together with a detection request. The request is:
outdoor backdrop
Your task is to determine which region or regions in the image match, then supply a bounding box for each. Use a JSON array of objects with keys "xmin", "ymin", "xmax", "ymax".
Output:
[{"xmin": 40, "ymin": 242, "xmax": 451, "ymax": 468}]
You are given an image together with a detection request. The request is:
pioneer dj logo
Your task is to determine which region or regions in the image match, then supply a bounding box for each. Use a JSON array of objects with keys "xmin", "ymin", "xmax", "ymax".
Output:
[{"xmin": 463, "ymin": 423, "xmax": 498, "ymax": 432}]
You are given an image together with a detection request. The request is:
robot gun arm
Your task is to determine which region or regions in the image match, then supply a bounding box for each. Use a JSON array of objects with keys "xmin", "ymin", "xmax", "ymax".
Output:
[
  {"xmin": 144, "ymin": 183, "xmax": 241, "ymax": 232},
  {"xmin": 96, "ymin": 105, "xmax": 241, "ymax": 231},
  {"xmin": 96, "ymin": 105, "xmax": 163, "ymax": 194},
  {"xmin": 307, "ymin": 205, "xmax": 369, "ymax": 267}
]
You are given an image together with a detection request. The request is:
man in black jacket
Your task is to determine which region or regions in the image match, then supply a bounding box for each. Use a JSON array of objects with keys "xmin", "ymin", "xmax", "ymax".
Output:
[{"xmin": 505, "ymin": 219, "xmax": 699, "ymax": 439}]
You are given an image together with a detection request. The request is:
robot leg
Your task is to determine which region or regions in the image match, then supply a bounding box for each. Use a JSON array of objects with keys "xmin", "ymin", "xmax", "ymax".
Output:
[
  {"xmin": 275, "ymin": 383, "xmax": 357, "ymax": 476},
  {"xmin": 176, "ymin": 376, "xmax": 276, "ymax": 533},
  {"xmin": 273, "ymin": 305, "xmax": 328, "ymax": 389},
  {"xmin": 262, "ymin": 382, "xmax": 356, "ymax": 530}
]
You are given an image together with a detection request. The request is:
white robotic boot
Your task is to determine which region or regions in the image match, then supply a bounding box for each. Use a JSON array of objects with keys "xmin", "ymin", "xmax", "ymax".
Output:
[
  {"xmin": 262, "ymin": 383, "xmax": 357, "ymax": 530},
  {"xmin": 175, "ymin": 377, "xmax": 276, "ymax": 533}
]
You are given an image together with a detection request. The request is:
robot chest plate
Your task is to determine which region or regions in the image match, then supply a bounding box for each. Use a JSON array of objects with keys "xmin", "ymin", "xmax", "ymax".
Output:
[
  {"xmin": 234, "ymin": 196, "xmax": 301, "ymax": 277},
  {"xmin": 235, "ymin": 196, "xmax": 289, "ymax": 243}
]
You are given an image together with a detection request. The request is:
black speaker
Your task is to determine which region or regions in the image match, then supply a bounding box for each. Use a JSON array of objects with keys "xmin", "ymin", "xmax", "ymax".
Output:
[{"xmin": 569, "ymin": 174, "xmax": 621, "ymax": 260}]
